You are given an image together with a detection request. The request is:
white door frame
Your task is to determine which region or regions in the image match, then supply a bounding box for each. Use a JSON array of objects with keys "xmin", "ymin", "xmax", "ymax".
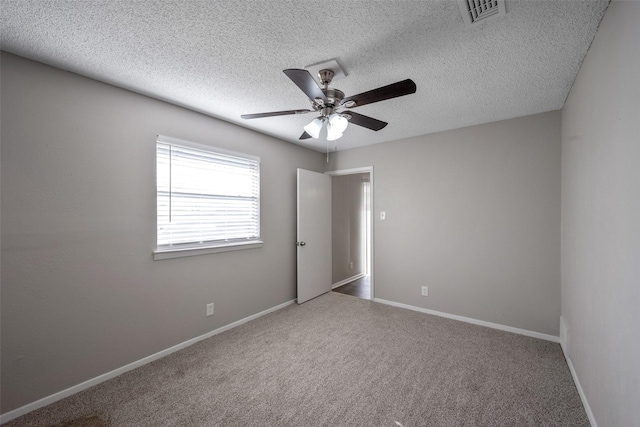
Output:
[{"xmin": 325, "ymin": 166, "xmax": 375, "ymax": 299}]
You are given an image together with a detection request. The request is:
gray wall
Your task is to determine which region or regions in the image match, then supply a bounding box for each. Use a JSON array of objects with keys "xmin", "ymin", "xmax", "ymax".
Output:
[
  {"xmin": 0, "ymin": 52, "xmax": 324, "ymax": 413},
  {"xmin": 332, "ymin": 173, "xmax": 368, "ymax": 283},
  {"xmin": 561, "ymin": 1, "xmax": 640, "ymax": 425},
  {"xmin": 329, "ymin": 111, "xmax": 561, "ymax": 336}
]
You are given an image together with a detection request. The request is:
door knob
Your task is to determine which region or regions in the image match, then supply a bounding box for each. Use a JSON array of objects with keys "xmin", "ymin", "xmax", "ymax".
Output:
[{"xmin": 296, "ymin": 241, "xmax": 306, "ymax": 246}]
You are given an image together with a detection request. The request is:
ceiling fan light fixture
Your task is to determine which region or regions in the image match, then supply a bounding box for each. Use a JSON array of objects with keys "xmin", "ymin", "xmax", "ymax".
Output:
[
  {"xmin": 326, "ymin": 121, "xmax": 344, "ymax": 141},
  {"xmin": 329, "ymin": 113, "xmax": 349, "ymax": 134},
  {"xmin": 303, "ymin": 117, "xmax": 323, "ymax": 139}
]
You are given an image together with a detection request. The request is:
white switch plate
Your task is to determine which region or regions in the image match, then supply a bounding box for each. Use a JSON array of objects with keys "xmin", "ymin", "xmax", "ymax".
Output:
[
  {"xmin": 421, "ymin": 286, "xmax": 429, "ymax": 296},
  {"xmin": 206, "ymin": 303, "xmax": 214, "ymax": 316},
  {"xmin": 380, "ymin": 211, "xmax": 386, "ymax": 220}
]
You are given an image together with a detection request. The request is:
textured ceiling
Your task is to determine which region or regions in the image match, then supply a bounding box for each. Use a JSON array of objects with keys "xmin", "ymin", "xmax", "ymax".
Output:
[{"xmin": 0, "ymin": 0, "xmax": 609, "ymax": 152}]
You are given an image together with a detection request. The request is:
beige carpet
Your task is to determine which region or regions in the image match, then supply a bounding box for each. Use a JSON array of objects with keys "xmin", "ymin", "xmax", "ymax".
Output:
[{"xmin": 7, "ymin": 292, "xmax": 588, "ymax": 426}]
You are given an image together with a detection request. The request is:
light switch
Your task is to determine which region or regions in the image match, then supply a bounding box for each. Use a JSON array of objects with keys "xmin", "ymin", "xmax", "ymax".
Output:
[{"xmin": 380, "ymin": 211, "xmax": 386, "ymax": 220}]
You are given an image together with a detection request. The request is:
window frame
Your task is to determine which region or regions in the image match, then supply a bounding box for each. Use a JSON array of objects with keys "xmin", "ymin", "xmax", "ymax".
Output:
[{"xmin": 153, "ymin": 135, "xmax": 262, "ymax": 260}]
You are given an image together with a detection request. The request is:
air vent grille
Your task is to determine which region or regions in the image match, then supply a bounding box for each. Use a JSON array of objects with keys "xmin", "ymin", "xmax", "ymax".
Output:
[{"xmin": 458, "ymin": 0, "xmax": 506, "ymax": 26}]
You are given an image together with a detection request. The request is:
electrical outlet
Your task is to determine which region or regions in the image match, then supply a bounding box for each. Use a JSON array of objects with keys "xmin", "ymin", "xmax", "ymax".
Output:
[
  {"xmin": 206, "ymin": 302, "xmax": 214, "ymax": 316},
  {"xmin": 421, "ymin": 286, "xmax": 429, "ymax": 297},
  {"xmin": 349, "ymin": 262, "xmax": 354, "ymax": 270}
]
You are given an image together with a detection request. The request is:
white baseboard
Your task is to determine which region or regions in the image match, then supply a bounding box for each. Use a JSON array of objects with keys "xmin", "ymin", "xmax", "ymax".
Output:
[
  {"xmin": 559, "ymin": 316, "xmax": 597, "ymax": 427},
  {"xmin": 373, "ymin": 298, "xmax": 560, "ymax": 343},
  {"xmin": 0, "ymin": 299, "xmax": 296, "ymax": 424},
  {"xmin": 559, "ymin": 316, "xmax": 569, "ymax": 354},
  {"xmin": 332, "ymin": 273, "xmax": 366, "ymax": 289}
]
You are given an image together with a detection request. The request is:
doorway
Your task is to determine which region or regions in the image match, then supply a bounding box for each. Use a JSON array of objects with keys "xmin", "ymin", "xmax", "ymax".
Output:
[{"xmin": 327, "ymin": 167, "xmax": 374, "ymax": 300}]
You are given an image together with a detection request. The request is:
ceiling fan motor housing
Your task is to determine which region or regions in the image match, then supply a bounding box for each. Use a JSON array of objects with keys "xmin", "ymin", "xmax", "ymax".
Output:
[
  {"xmin": 318, "ymin": 88, "xmax": 345, "ymax": 111},
  {"xmin": 312, "ymin": 69, "xmax": 345, "ymax": 115}
]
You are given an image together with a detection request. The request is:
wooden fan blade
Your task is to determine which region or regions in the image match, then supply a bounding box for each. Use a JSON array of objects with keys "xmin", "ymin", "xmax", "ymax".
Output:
[
  {"xmin": 341, "ymin": 79, "xmax": 416, "ymax": 108},
  {"xmin": 299, "ymin": 131, "xmax": 313, "ymax": 140},
  {"xmin": 344, "ymin": 111, "xmax": 388, "ymax": 131},
  {"xmin": 241, "ymin": 109, "xmax": 311, "ymax": 119},
  {"xmin": 283, "ymin": 69, "xmax": 327, "ymax": 103}
]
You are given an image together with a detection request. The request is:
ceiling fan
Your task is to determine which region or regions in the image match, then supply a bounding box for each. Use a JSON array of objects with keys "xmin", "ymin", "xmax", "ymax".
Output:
[{"xmin": 241, "ymin": 68, "xmax": 417, "ymax": 141}]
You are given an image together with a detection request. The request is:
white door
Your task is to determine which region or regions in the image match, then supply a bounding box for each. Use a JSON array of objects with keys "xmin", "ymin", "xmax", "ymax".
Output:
[{"xmin": 297, "ymin": 168, "xmax": 332, "ymax": 304}]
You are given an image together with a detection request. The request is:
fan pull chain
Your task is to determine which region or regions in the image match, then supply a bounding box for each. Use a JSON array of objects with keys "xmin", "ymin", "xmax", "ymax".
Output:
[{"xmin": 326, "ymin": 140, "xmax": 329, "ymax": 163}]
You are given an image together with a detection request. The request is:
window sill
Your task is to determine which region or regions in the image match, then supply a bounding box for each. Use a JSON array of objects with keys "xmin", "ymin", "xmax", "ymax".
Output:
[{"xmin": 153, "ymin": 240, "xmax": 263, "ymax": 260}]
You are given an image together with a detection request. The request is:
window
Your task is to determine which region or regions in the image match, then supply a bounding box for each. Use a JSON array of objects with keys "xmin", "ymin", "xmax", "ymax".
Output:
[{"xmin": 154, "ymin": 135, "xmax": 261, "ymax": 260}]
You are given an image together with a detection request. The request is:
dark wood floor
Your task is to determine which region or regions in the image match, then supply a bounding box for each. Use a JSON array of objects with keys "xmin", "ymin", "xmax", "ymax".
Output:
[{"xmin": 332, "ymin": 275, "xmax": 371, "ymax": 300}]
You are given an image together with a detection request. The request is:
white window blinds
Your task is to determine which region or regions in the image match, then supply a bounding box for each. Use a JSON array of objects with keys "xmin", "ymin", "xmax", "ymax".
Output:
[{"xmin": 156, "ymin": 136, "xmax": 260, "ymax": 250}]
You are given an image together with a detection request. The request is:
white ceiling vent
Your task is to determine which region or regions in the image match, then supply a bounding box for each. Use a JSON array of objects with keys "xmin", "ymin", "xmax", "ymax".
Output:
[{"xmin": 458, "ymin": 0, "xmax": 506, "ymax": 26}]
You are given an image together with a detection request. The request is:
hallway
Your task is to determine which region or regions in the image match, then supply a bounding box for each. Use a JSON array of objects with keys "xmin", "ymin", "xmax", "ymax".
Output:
[{"xmin": 332, "ymin": 275, "xmax": 371, "ymax": 300}]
